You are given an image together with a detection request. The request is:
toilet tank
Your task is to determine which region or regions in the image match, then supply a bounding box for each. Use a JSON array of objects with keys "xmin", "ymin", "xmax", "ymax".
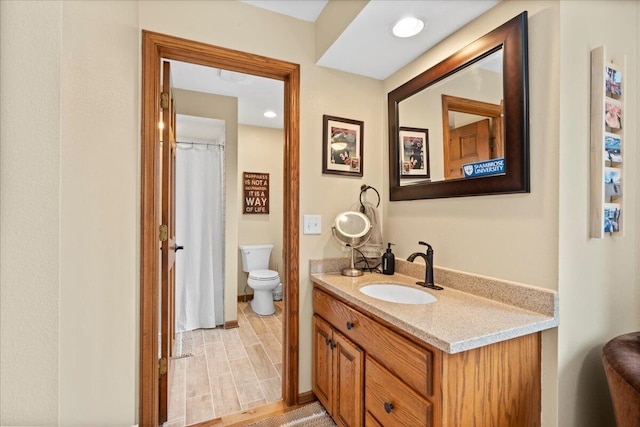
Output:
[{"xmin": 239, "ymin": 244, "xmax": 273, "ymax": 272}]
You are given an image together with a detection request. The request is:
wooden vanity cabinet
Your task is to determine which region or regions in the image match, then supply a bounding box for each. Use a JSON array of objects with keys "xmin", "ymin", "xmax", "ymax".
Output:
[
  {"xmin": 313, "ymin": 286, "xmax": 542, "ymax": 427},
  {"xmin": 312, "ymin": 315, "xmax": 364, "ymax": 427}
]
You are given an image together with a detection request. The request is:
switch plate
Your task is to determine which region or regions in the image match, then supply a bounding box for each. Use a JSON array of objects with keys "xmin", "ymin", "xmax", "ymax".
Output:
[{"xmin": 303, "ymin": 215, "xmax": 322, "ymax": 235}]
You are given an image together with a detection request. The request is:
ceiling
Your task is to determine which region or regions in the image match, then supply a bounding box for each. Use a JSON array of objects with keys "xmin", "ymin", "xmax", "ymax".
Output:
[
  {"xmin": 170, "ymin": 62, "xmax": 284, "ymax": 134},
  {"xmin": 172, "ymin": 0, "xmax": 498, "ymax": 139}
]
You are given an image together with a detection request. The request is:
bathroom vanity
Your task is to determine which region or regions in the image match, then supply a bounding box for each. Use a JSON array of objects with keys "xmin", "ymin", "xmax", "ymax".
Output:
[{"xmin": 310, "ymin": 259, "xmax": 558, "ymax": 427}]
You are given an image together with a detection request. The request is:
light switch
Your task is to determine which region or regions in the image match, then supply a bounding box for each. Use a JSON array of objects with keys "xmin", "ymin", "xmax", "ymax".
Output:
[{"xmin": 303, "ymin": 215, "xmax": 322, "ymax": 235}]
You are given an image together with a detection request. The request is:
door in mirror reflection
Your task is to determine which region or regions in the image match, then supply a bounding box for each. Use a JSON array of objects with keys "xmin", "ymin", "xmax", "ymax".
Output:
[
  {"xmin": 443, "ymin": 96, "xmax": 504, "ymax": 179},
  {"xmin": 446, "ymin": 118, "xmax": 490, "ymax": 179}
]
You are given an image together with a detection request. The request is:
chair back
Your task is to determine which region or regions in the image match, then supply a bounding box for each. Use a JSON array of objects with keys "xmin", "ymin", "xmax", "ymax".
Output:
[{"xmin": 602, "ymin": 332, "xmax": 640, "ymax": 427}]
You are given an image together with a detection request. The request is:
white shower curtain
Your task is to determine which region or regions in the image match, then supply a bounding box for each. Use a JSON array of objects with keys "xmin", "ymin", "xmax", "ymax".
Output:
[{"xmin": 175, "ymin": 142, "xmax": 225, "ymax": 332}]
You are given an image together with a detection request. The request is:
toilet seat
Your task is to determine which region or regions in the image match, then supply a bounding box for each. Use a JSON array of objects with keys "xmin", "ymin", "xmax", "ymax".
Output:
[{"xmin": 249, "ymin": 269, "xmax": 279, "ymax": 281}]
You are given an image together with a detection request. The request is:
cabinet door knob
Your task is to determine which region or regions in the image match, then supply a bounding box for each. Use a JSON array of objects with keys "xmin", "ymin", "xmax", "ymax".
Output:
[
  {"xmin": 325, "ymin": 338, "xmax": 331, "ymax": 346},
  {"xmin": 330, "ymin": 341, "xmax": 337, "ymax": 350},
  {"xmin": 346, "ymin": 321, "xmax": 354, "ymax": 330},
  {"xmin": 384, "ymin": 402, "xmax": 394, "ymax": 413}
]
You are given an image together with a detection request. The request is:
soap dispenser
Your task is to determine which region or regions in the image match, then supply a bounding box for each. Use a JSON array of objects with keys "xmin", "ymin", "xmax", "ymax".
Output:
[{"xmin": 382, "ymin": 243, "xmax": 395, "ymax": 275}]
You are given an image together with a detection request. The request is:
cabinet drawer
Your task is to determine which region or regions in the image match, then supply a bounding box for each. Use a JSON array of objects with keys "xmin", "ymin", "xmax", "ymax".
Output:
[
  {"xmin": 365, "ymin": 411, "xmax": 383, "ymax": 427},
  {"xmin": 314, "ymin": 288, "xmax": 433, "ymax": 397},
  {"xmin": 366, "ymin": 356, "xmax": 431, "ymax": 427}
]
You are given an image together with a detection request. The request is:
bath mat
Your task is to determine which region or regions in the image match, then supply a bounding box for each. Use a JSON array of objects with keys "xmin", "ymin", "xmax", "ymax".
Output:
[{"xmin": 245, "ymin": 402, "xmax": 336, "ymax": 427}]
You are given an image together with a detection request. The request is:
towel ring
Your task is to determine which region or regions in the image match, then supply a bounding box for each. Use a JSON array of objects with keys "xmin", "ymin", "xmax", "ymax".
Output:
[{"xmin": 359, "ymin": 184, "xmax": 380, "ymax": 212}]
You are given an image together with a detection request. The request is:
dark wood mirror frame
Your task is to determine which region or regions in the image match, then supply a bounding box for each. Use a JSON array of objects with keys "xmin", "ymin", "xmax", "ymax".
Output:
[{"xmin": 388, "ymin": 11, "xmax": 529, "ymax": 200}]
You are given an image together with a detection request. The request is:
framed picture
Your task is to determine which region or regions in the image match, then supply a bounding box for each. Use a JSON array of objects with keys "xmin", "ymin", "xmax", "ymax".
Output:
[
  {"xmin": 399, "ymin": 127, "xmax": 429, "ymax": 179},
  {"xmin": 322, "ymin": 115, "xmax": 364, "ymax": 177}
]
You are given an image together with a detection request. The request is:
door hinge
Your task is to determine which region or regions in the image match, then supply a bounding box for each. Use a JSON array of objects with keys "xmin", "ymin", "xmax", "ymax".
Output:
[
  {"xmin": 159, "ymin": 357, "xmax": 167, "ymax": 375},
  {"xmin": 160, "ymin": 92, "xmax": 170, "ymax": 109},
  {"xmin": 159, "ymin": 224, "xmax": 168, "ymax": 242}
]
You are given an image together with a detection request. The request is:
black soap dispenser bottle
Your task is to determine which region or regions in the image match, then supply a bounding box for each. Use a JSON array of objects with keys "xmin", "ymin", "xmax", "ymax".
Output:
[{"xmin": 382, "ymin": 243, "xmax": 395, "ymax": 275}]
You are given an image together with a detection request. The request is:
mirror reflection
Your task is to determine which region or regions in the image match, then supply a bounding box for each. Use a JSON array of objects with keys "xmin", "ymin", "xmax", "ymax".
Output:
[{"xmin": 398, "ymin": 49, "xmax": 504, "ymax": 185}]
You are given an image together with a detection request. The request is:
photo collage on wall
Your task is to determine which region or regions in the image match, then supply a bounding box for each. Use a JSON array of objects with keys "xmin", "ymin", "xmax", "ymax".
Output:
[{"xmin": 603, "ymin": 62, "xmax": 623, "ymax": 233}]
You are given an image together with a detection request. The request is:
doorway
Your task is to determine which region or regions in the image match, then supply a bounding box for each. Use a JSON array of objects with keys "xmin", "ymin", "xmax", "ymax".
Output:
[
  {"xmin": 140, "ymin": 31, "xmax": 300, "ymax": 426},
  {"xmin": 168, "ymin": 61, "xmax": 285, "ymax": 423}
]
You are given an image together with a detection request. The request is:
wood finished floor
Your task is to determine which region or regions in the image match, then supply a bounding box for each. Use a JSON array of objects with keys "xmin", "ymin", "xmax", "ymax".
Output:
[{"xmin": 165, "ymin": 301, "xmax": 284, "ymax": 427}]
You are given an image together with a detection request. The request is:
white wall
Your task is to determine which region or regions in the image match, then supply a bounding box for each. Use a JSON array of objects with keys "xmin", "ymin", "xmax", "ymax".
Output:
[
  {"xmin": 59, "ymin": 1, "xmax": 139, "ymax": 424},
  {"xmin": 382, "ymin": 2, "xmax": 561, "ymax": 425},
  {"xmin": 558, "ymin": 2, "xmax": 639, "ymax": 426},
  {"xmin": 0, "ymin": 1, "xmax": 61, "ymax": 424},
  {"xmin": 173, "ymin": 89, "xmax": 240, "ymax": 324},
  {"xmin": 237, "ymin": 125, "xmax": 284, "ymax": 297},
  {"xmin": 1, "ymin": 1, "xmax": 140, "ymax": 425}
]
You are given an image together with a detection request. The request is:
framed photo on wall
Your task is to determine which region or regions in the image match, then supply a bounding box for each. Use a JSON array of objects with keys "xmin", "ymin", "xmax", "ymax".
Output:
[
  {"xmin": 322, "ymin": 115, "xmax": 364, "ymax": 177},
  {"xmin": 399, "ymin": 127, "xmax": 430, "ymax": 179}
]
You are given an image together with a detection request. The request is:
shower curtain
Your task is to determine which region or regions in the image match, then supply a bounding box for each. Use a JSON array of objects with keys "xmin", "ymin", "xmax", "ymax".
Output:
[{"xmin": 175, "ymin": 142, "xmax": 225, "ymax": 332}]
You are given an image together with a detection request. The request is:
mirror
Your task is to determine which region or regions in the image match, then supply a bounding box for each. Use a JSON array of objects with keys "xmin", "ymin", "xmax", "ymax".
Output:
[
  {"xmin": 331, "ymin": 211, "xmax": 372, "ymax": 277},
  {"xmin": 388, "ymin": 12, "xmax": 529, "ymax": 200}
]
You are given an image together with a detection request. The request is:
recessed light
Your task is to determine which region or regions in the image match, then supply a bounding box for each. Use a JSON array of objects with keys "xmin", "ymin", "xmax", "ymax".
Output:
[
  {"xmin": 217, "ymin": 69, "xmax": 252, "ymax": 84},
  {"xmin": 392, "ymin": 17, "xmax": 425, "ymax": 38},
  {"xmin": 264, "ymin": 111, "xmax": 277, "ymax": 118}
]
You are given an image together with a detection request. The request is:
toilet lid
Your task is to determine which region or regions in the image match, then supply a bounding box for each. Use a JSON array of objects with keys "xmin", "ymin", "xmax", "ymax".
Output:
[{"xmin": 249, "ymin": 269, "xmax": 279, "ymax": 280}]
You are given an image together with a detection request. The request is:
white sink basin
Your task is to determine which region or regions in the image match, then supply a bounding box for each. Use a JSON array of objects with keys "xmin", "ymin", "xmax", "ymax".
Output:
[{"xmin": 359, "ymin": 284, "xmax": 437, "ymax": 305}]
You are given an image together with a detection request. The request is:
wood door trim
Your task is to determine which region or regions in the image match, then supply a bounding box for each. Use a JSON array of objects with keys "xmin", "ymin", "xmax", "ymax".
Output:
[
  {"xmin": 442, "ymin": 94, "xmax": 503, "ymax": 117},
  {"xmin": 140, "ymin": 30, "xmax": 300, "ymax": 426}
]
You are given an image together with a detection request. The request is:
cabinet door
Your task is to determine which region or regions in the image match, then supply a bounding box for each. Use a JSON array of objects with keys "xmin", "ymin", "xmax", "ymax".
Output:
[
  {"xmin": 312, "ymin": 315, "xmax": 334, "ymax": 412},
  {"xmin": 333, "ymin": 331, "xmax": 364, "ymax": 427}
]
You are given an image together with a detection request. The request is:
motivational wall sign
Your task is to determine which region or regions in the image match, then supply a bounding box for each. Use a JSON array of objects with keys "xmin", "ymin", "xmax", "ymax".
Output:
[{"xmin": 243, "ymin": 172, "xmax": 269, "ymax": 214}]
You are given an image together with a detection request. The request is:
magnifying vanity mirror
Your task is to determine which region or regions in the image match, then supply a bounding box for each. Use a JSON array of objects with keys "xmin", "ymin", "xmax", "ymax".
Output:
[
  {"xmin": 331, "ymin": 211, "xmax": 372, "ymax": 277},
  {"xmin": 388, "ymin": 12, "xmax": 530, "ymax": 200}
]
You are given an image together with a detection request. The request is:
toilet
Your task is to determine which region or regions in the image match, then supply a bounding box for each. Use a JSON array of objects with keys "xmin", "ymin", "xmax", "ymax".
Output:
[{"xmin": 239, "ymin": 244, "xmax": 281, "ymax": 316}]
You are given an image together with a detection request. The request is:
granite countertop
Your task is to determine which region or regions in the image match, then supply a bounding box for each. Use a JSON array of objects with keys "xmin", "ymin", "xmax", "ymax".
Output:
[{"xmin": 310, "ymin": 260, "xmax": 559, "ymax": 354}]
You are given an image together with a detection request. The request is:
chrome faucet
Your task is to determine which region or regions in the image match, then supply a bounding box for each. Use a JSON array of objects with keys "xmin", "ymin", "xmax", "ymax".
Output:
[{"xmin": 407, "ymin": 241, "xmax": 443, "ymax": 290}]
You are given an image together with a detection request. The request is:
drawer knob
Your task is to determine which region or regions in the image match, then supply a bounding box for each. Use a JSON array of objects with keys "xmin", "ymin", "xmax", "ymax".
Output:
[
  {"xmin": 384, "ymin": 402, "xmax": 394, "ymax": 413},
  {"xmin": 346, "ymin": 321, "xmax": 354, "ymax": 330}
]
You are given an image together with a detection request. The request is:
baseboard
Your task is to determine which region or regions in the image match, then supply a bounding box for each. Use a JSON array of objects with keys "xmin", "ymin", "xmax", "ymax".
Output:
[
  {"xmin": 297, "ymin": 391, "xmax": 316, "ymax": 405},
  {"xmin": 190, "ymin": 396, "xmax": 317, "ymax": 427},
  {"xmin": 224, "ymin": 320, "xmax": 239, "ymax": 329},
  {"xmin": 238, "ymin": 294, "xmax": 252, "ymax": 303}
]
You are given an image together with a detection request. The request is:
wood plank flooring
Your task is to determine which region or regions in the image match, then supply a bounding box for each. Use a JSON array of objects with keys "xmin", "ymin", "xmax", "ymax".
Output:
[{"xmin": 165, "ymin": 301, "xmax": 283, "ymax": 427}]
